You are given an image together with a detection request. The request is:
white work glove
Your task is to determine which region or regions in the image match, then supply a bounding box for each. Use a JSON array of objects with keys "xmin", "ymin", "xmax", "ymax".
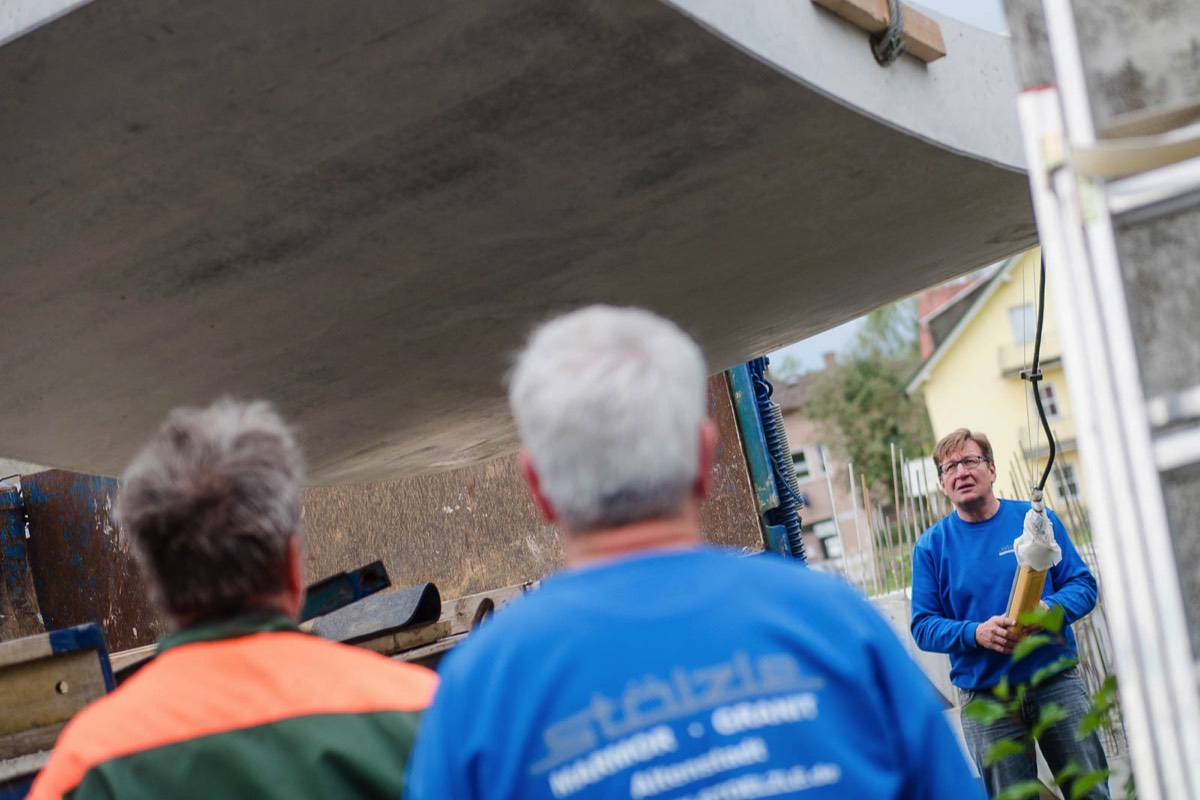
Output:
[{"xmin": 1012, "ymin": 492, "xmax": 1062, "ymax": 571}]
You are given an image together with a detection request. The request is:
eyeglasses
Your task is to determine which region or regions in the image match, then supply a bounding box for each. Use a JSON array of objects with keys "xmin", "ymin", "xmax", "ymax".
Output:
[{"xmin": 938, "ymin": 455, "xmax": 989, "ymax": 477}]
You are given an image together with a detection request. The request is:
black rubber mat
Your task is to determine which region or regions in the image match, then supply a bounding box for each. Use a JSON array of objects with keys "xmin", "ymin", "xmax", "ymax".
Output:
[{"xmin": 310, "ymin": 583, "xmax": 442, "ymax": 644}]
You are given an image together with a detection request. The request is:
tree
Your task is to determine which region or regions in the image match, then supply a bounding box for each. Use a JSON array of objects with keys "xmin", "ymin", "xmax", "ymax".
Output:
[
  {"xmin": 851, "ymin": 300, "xmax": 921, "ymax": 363},
  {"xmin": 769, "ymin": 352, "xmax": 804, "ymax": 380},
  {"xmin": 805, "ymin": 299, "xmax": 932, "ymax": 498}
]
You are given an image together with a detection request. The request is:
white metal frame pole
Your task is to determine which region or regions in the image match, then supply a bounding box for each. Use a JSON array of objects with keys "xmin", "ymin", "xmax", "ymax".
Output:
[{"xmin": 1011, "ymin": 3, "xmax": 1200, "ymax": 796}]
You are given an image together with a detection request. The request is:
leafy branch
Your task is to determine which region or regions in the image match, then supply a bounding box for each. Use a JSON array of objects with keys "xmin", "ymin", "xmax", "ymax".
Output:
[{"xmin": 962, "ymin": 606, "xmax": 1129, "ymax": 800}]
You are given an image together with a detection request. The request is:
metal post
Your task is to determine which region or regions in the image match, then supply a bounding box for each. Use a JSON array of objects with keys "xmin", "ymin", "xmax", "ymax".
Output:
[
  {"xmin": 848, "ymin": 462, "xmax": 872, "ymax": 594},
  {"xmin": 859, "ymin": 471, "xmax": 882, "ymax": 596},
  {"xmin": 887, "ymin": 441, "xmax": 903, "ymax": 590},
  {"xmin": 1003, "ymin": 1, "xmax": 1200, "ymax": 795},
  {"xmin": 822, "ymin": 446, "xmax": 850, "ymax": 583}
]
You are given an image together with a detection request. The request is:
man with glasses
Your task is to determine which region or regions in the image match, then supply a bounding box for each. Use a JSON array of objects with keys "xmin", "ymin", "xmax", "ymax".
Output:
[{"xmin": 910, "ymin": 429, "xmax": 1109, "ymax": 799}]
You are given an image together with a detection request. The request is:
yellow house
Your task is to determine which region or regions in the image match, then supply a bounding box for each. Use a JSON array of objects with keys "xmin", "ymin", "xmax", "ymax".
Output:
[{"xmin": 906, "ymin": 248, "xmax": 1085, "ymax": 510}]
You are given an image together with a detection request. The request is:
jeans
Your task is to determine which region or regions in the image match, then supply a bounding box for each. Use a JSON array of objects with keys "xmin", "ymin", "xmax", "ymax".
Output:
[{"xmin": 960, "ymin": 667, "xmax": 1110, "ymax": 799}]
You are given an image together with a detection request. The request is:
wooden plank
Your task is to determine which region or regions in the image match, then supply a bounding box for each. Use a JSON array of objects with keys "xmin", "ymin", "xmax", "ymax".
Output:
[
  {"xmin": 811, "ymin": 0, "xmax": 946, "ymax": 63},
  {"xmin": 0, "ymin": 750, "xmax": 51, "ymax": 783},
  {"xmin": 115, "ymin": 583, "xmax": 532, "ymax": 673},
  {"xmin": 131, "ymin": 582, "xmax": 529, "ymax": 663},
  {"xmin": 109, "ymin": 644, "xmax": 156, "ymax": 675},
  {"xmin": 352, "ymin": 581, "xmax": 531, "ymax": 657},
  {"xmin": 355, "ymin": 621, "xmax": 450, "ymax": 657},
  {"xmin": 438, "ymin": 583, "xmax": 531, "ymax": 636},
  {"xmin": 392, "ymin": 633, "xmax": 466, "ymax": 668},
  {"xmin": 0, "ymin": 625, "xmax": 113, "ymax": 762},
  {"xmin": 0, "ymin": 724, "xmax": 62, "ymax": 762},
  {"xmin": 0, "ymin": 651, "xmax": 106, "ymax": 738},
  {"xmin": 0, "ymin": 635, "xmax": 52, "ymax": 670}
]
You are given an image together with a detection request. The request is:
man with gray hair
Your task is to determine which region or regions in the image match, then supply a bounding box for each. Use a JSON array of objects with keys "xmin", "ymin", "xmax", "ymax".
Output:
[
  {"xmin": 406, "ymin": 305, "xmax": 982, "ymax": 799},
  {"xmin": 31, "ymin": 399, "xmax": 437, "ymax": 800}
]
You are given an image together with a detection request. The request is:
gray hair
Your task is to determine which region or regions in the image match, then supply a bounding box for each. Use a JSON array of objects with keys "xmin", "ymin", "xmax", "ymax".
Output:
[
  {"xmin": 117, "ymin": 399, "xmax": 305, "ymax": 619},
  {"xmin": 508, "ymin": 305, "xmax": 708, "ymax": 531}
]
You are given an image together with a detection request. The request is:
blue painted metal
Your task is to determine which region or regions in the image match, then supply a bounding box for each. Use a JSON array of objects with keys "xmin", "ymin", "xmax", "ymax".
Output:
[
  {"xmin": 22, "ymin": 470, "xmax": 166, "ymax": 652},
  {"xmin": 747, "ymin": 358, "xmax": 806, "ymax": 562},
  {"xmin": 0, "ymin": 484, "xmax": 43, "ymax": 640},
  {"xmin": 0, "ymin": 622, "xmax": 114, "ymax": 799},
  {"xmin": 0, "ymin": 487, "xmax": 24, "ymax": 592},
  {"xmin": 300, "ymin": 560, "xmax": 391, "ymax": 622},
  {"xmin": 727, "ymin": 362, "xmax": 806, "ymax": 560},
  {"xmin": 727, "ymin": 365, "xmax": 790, "ymax": 556},
  {"xmin": 0, "ymin": 776, "xmax": 34, "ymax": 799},
  {"xmin": 47, "ymin": 622, "xmax": 116, "ymax": 692},
  {"xmin": 727, "ymin": 364, "xmax": 780, "ymax": 516}
]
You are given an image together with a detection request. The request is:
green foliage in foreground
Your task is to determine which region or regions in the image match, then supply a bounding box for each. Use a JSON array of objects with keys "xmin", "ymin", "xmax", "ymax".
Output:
[{"xmin": 961, "ymin": 606, "xmax": 1132, "ymax": 800}]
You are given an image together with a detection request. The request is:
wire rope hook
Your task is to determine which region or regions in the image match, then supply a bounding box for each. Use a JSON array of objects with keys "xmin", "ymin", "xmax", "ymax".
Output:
[
  {"xmin": 1020, "ymin": 252, "xmax": 1057, "ymax": 499},
  {"xmin": 1007, "ymin": 252, "xmax": 1063, "ymax": 635},
  {"xmin": 870, "ymin": 0, "xmax": 907, "ymax": 66}
]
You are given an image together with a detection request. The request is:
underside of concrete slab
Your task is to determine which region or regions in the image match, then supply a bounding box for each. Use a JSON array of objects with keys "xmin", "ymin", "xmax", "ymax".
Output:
[{"xmin": 0, "ymin": 0, "xmax": 1035, "ymax": 483}]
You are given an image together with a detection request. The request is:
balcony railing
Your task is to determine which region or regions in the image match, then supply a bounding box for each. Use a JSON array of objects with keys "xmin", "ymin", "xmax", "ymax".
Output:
[
  {"xmin": 1019, "ymin": 417, "xmax": 1076, "ymax": 458},
  {"xmin": 998, "ymin": 331, "xmax": 1061, "ymax": 377}
]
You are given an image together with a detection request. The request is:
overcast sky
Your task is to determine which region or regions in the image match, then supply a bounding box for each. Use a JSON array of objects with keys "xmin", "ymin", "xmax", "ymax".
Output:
[{"xmin": 910, "ymin": 0, "xmax": 1008, "ymax": 33}]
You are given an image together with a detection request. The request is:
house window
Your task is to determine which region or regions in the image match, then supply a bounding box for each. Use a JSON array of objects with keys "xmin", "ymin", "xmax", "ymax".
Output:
[
  {"xmin": 1039, "ymin": 382, "xmax": 1061, "ymax": 419},
  {"xmin": 792, "ymin": 449, "xmax": 811, "ymax": 480},
  {"xmin": 1053, "ymin": 462, "xmax": 1081, "ymax": 503},
  {"xmin": 813, "ymin": 520, "xmax": 842, "ymax": 558},
  {"xmin": 1008, "ymin": 304, "xmax": 1036, "ymax": 344}
]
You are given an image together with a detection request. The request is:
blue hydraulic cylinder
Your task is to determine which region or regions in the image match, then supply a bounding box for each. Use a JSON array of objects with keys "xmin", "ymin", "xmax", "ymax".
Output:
[{"xmin": 727, "ymin": 359, "xmax": 806, "ymax": 562}]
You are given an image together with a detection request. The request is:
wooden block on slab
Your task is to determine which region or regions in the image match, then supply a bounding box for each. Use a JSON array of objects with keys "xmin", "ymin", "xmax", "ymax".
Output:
[{"xmin": 812, "ymin": 0, "xmax": 946, "ymax": 62}]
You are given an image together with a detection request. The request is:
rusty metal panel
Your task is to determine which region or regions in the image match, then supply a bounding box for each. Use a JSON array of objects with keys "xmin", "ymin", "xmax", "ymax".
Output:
[
  {"xmin": 302, "ymin": 375, "xmax": 762, "ymax": 598},
  {"xmin": 21, "ymin": 471, "xmax": 165, "ymax": 652},
  {"xmin": 13, "ymin": 379, "xmax": 760, "ymax": 647},
  {"xmin": 302, "ymin": 456, "xmax": 560, "ymax": 602},
  {"xmin": 699, "ymin": 373, "xmax": 765, "ymax": 551},
  {"xmin": 0, "ymin": 486, "xmax": 43, "ymax": 641}
]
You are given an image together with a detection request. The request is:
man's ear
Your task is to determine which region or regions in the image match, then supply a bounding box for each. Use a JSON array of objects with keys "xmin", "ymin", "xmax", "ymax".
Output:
[
  {"xmin": 518, "ymin": 450, "xmax": 557, "ymax": 523},
  {"xmin": 694, "ymin": 419, "xmax": 718, "ymax": 500},
  {"xmin": 283, "ymin": 535, "xmax": 305, "ymax": 619}
]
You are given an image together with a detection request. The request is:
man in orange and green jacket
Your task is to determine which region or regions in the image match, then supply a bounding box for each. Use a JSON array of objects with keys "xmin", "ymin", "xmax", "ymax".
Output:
[{"xmin": 31, "ymin": 400, "xmax": 437, "ymax": 800}]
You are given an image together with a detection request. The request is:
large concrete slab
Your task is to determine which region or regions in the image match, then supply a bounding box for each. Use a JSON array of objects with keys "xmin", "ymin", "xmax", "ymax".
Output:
[{"xmin": 0, "ymin": 0, "xmax": 1035, "ymax": 483}]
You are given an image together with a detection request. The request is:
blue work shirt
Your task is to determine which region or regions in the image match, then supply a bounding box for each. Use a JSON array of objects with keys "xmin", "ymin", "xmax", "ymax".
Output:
[
  {"xmin": 911, "ymin": 499, "xmax": 1097, "ymax": 691},
  {"xmin": 408, "ymin": 546, "xmax": 982, "ymax": 799}
]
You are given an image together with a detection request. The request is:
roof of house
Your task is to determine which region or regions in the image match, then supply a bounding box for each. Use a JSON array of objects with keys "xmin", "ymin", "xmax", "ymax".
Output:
[
  {"xmin": 923, "ymin": 267, "xmax": 998, "ymax": 353},
  {"xmin": 905, "ymin": 257, "xmax": 1017, "ymax": 394},
  {"xmin": 771, "ymin": 371, "xmax": 824, "ymax": 413}
]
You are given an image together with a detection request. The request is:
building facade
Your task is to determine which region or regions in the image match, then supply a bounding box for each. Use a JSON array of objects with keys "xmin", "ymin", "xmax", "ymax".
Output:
[
  {"xmin": 772, "ymin": 370, "xmax": 869, "ymax": 570},
  {"xmin": 908, "ymin": 248, "xmax": 1086, "ymax": 511}
]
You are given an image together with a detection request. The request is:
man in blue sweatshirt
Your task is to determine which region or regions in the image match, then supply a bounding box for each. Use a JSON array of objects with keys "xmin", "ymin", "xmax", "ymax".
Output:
[
  {"xmin": 407, "ymin": 305, "xmax": 982, "ymax": 799},
  {"xmin": 911, "ymin": 428, "xmax": 1109, "ymax": 799}
]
